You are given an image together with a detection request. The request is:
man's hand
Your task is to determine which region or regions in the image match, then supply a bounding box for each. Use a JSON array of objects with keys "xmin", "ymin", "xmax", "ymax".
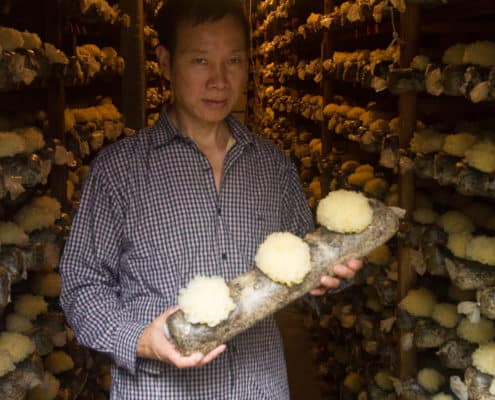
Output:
[
  {"xmin": 310, "ymin": 258, "xmax": 363, "ymax": 296},
  {"xmin": 137, "ymin": 306, "xmax": 226, "ymax": 368}
]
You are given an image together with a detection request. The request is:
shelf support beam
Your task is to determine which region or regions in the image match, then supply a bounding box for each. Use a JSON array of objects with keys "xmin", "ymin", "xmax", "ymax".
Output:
[
  {"xmin": 398, "ymin": 3, "xmax": 420, "ymax": 385},
  {"xmin": 320, "ymin": 0, "xmax": 335, "ymax": 196},
  {"xmin": 120, "ymin": 0, "xmax": 146, "ymax": 130}
]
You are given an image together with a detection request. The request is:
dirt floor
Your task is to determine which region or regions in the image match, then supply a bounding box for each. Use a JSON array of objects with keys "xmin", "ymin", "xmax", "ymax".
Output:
[{"xmin": 276, "ymin": 303, "xmax": 322, "ymax": 400}]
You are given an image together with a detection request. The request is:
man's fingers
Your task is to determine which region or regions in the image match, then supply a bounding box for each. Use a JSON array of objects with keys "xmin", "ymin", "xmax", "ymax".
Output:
[
  {"xmin": 168, "ymin": 351, "xmax": 204, "ymax": 369},
  {"xmin": 310, "ymin": 286, "xmax": 327, "ymax": 296},
  {"xmin": 347, "ymin": 258, "xmax": 363, "ymax": 271},
  {"xmin": 169, "ymin": 345, "xmax": 226, "ymax": 368},
  {"xmin": 154, "ymin": 306, "xmax": 180, "ymax": 329},
  {"xmin": 321, "ymin": 275, "xmax": 341, "ymax": 288},
  {"xmin": 332, "ymin": 263, "xmax": 355, "ymax": 279},
  {"xmin": 204, "ymin": 344, "xmax": 227, "ymax": 364}
]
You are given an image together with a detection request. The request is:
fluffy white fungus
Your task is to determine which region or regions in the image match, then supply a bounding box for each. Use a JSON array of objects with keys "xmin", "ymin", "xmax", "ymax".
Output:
[
  {"xmin": 360, "ymin": 111, "xmax": 381, "ymax": 126},
  {"xmin": 0, "ymin": 27, "xmax": 24, "ymax": 51},
  {"xmin": 417, "ymin": 368, "xmax": 446, "ymax": 393},
  {"xmin": 463, "ymin": 41, "xmax": 495, "ymax": 67},
  {"xmin": 385, "ymin": 191, "xmax": 399, "ymax": 207},
  {"xmin": 0, "ymin": 131, "xmax": 26, "ymax": 157},
  {"xmin": 431, "ymin": 303, "xmax": 460, "ymax": 328},
  {"xmin": 255, "ymin": 232, "xmax": 311, "ymax": 286},
  {"xmin": 0, "ymin": 351, "xmax": 15, "ymax": 377},
  {"xmin": 442, "ymin": 132, "xmax": 478, "ymax": 157},
  {"xmin": 341, "ymin": 160, "xmax": 360, "ymax": 172},
  {"xmin": 14, "ymin": 196, "xmax": 61, "ymax": 233},
  {"xmin": 21, "ymin": 31, "xmax": 42, "ymax": 50},
  {"xmin": 410, "ymin": 129, "xmax": 446, "ymax": 154},
  {"xmin": 431, "ymin": 394, "xmax": 454, "ymax": 400},
  {"xmin": 364, "ymin": 178, "xmax": 389, "ymax": 198},
  {"xmin": 411, "ymin": 55, "xmax": 430, "ymax": 71},
  {"xmin": 43, "ymin": 242, "xmax": 61, "ymax": 271},
  {"xmin": 66, "ymin": 179, "xmax": 75, "ymax": 201},
  {"xmin": 347, "ymin": 107, "xmax": 366, "ymax": 120},
  {"xmin": 399, "ymin": 288, "xmax": 436, "ymax": 317},
  {"xmin": 374, "ymin": 370, "xmax": 394, "ymax": 391},
  {"xmin": 436, "ymin": 211, "xmax": 475, "ymax": 234},
  {"xmin": 366, "ymin": 244, "xmax": 392, "ymax": 266},
  {"xmin": 365, "ymin": 293, "xmax": 383, "ymax": 313},
  {"xmin": 369, "ymin": 119, "xmax": 389, "ymax": 133},
  {"xmin": 457, "ymin": 317, "xmax": 495, "ymax": 344},
  {"xmin": 316, "ymin": 190, "xmax": 373, "ymax": 233},
  {"xmin": 465, "ymin": 139, "xmax": 495, "ymax": 173},
  {"xmin": 99, "ymin": 102, "xmax": 121, "ymax": 120},
  {"xmin": 0, "ymin": 332, "xmax": 35, "ymax": 362},
  {"xmin": 64, "ymin": 109, "xmax": 76, "ymax": 132},
  {"xmin": 0, "ymin": 222, "xmax": 29, "ymax": 246},
  {"xmin": 27, "ymin": 371, "xmax": 60, "ymax": 400},
  {"xmin": 43, "ymin": 42, "xmax": 69, "ymax": 65},
  {"xmin": 14, "ymin": 294, "xmax": 48, "ymax": 320},
  {"xmin": 15, "ymin": 127, "xmax": 45, "ymax": 153},
  {"xmin": 447, "ymin": 232, "xmax": 472, "ymax": 259},
  {"xmin": 412, "ymin": 208, "xmax": 438, "ymax": 224},
  {"xmin": 466, "ymin": 235, "xmax": 495, "ymax": 266},
  {"xmin": 347, "ymin": 171, "xmax": 374, "ymax": 187},
  {"xmin": 306, "ymin": 178, "xmax": 321, "ymax": 200},
  {"xmin": 54, "ymin": 145, "xmax": 75, "ymax": 166},
  {"xmin": 343, "ymin": 371, "xmax": 363, "ymax": 393},
  {"xmin": 442, "ymin": 43, "xmax": 466, "ymax": 65},
  {"xmin": 472, "ymin": 342, "xmax": 495, "ymax": 376},
  {"xmin": 5, "ymin": 313, "xmax": 33, "ymax": 333},
  {"xmin": 178, "ymin": 276, "xmax": 236, "ymax": 327},
  {"xmin": 31, "ymin": 272, "xmax": 61, "ymax": 297},
  {"xmin": 44, "ymin": 351, "xmax": 74, "ymax": 374}
]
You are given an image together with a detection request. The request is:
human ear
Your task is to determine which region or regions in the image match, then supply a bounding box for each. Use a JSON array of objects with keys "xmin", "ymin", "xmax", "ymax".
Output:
[{"xmin": 155, "ymin": 45, "xmax": 172, "ymax": 81}]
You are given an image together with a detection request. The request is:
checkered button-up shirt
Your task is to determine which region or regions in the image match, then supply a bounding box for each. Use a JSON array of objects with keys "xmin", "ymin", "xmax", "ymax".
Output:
[{"xmin": 60, "ymin": 112, "xmax": 314, "ymax": 399}]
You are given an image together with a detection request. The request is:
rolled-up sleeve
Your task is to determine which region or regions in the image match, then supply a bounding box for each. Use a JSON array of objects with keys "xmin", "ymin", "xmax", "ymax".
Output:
[
  {"xmin": 280, "ymin": 160, "xmax": 315, "ymax": 237},
  {"xmin": 59, "ymin": 158, "xmax": 146, "ymax": 374}
]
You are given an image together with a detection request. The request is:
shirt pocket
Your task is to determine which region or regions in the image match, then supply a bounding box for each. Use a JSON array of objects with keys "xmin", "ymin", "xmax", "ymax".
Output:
[
  {"xmin": 254, "ymin": 206, "xmax": 279, "ymax": 239},
  {"xmin": 240, "ymin": 200, "xmax": 281, "ymax": 266},
  {"xmin": 122, "ymin": 252, "xmax": 180, "ymax": 305}
]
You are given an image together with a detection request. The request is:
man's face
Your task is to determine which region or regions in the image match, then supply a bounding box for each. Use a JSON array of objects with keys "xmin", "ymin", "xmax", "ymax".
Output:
[{"xmin": 157, "ymin": 15, "xmax": 248, "ymax": 126}]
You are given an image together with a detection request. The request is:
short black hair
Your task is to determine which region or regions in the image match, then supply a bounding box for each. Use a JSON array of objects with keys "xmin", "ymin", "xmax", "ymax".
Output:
[{"xmin": 155, "ymin": 0, "xmax": 249, "ymax": 58}]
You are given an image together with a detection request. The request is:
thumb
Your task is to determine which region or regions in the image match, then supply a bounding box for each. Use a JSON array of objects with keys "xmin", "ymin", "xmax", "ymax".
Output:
[
  {"xmin": 159, "ymin": 305, "xmax": 180, "ymax": 322},
  {"xmin": 159, "ymin": 305, "xmax": 180, "ymax": 338}
]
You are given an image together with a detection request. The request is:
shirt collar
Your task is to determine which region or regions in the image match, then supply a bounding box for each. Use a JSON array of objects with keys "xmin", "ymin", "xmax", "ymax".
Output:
[{"xmin": 150, "ymin": 108, "xmax": 254, "ymax": 149}]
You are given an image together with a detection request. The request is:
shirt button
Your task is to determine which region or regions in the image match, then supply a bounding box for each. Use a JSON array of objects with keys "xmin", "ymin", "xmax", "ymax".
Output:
[{"xmin": 222, "ymin": 253, "xmax": 227, "ymax": 260}]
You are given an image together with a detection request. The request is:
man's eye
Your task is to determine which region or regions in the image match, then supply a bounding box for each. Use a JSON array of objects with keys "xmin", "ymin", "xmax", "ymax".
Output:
[
  {"xmin": 229, "ymin": 57, "xmax": 241, "ymax": 64},
  {"xmin": 193, "ymin": 58, "xmax": 207, "ymax": 64}
]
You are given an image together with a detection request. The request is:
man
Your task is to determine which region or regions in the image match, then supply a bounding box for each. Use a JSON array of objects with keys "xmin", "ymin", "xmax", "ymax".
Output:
[{"xmin": 60, "ymin": 0, "xmax": 362, "ymax": 398}]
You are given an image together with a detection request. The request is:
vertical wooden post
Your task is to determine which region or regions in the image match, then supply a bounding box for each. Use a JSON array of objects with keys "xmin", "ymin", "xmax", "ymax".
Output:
[
  {"xmin": 44, "ymin": 0, "xmax": 68, "ymax": 208},
  {"xmin": 245, "ymin": 0, "xmax": 257, "ymax": 128},
  {"xmin": 320, "ymin": 0, "xmax": 334, "ymax": 196},
  {"xmin": 120, "ymin": 0, "xmax": 145, "ymax": 130},
  {"xmin": 398, "ymin": 4, "xmax": 420, "ymax": 383}
]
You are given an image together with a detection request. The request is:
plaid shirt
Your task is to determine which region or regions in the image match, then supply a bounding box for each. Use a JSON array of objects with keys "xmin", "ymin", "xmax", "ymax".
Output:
[{"xmin": 60, "ymin": 112, "xmax": 314, "ymax": 399}]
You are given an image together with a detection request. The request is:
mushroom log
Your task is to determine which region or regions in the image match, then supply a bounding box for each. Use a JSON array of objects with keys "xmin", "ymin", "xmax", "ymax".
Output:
[{"xmin": 166, "ymin": 199, "xmax": 404, "ymax": 355}]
